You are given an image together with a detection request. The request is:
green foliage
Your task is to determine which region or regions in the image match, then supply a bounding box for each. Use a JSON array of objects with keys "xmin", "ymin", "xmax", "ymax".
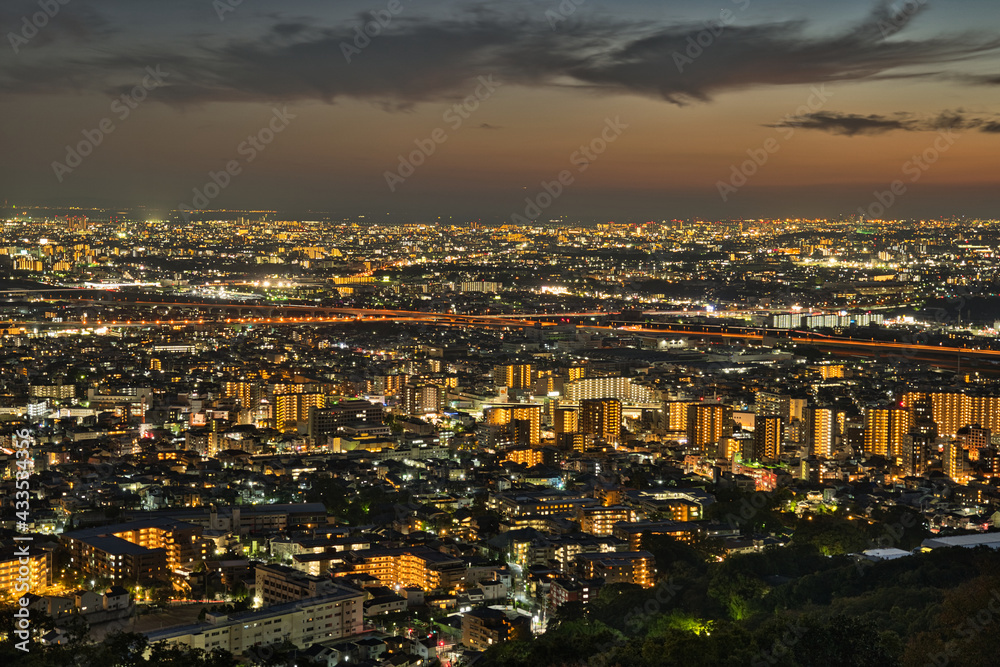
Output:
[
  {"xmin": 0, "ymin": 631, "xmax": 239, "ymax": 667},
  {"xmin": 474, "ymin": 546, "xmax": 1000, "ymax": 666},
  {"xmin": 791, "ymin": 514, "xmax": 869, "ymax": 555},
  {"xmin": 304, "ymin": 477, "xmax": 399, "ymax": 525},
  {"xmin": 478, "ymin": 619, "xmax": 623, "ymax": 667},
  {"xmin": 708, "ymin": 572, "xmax": 769, "ymax": 621}
]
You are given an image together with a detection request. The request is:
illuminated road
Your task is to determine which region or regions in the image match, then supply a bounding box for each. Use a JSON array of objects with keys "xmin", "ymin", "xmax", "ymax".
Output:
[
  {"xmin": 587, "ymin": 324, "xmax": 1000, "ymax": 362},
  {"xmin": 5, "ymin": 306, "xmax": 999, "ymax": 363}
]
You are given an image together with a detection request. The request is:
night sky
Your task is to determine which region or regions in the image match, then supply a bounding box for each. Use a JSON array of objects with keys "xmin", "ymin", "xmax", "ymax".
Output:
[{"xmin": 2, "ymin": 0, "xmax": 999, "ymax": 221}]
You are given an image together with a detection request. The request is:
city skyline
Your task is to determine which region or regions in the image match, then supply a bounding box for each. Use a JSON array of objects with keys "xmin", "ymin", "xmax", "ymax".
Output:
[{"xmin": 2, "ymin": 0, "xmax": 1000, "ymax": 220}]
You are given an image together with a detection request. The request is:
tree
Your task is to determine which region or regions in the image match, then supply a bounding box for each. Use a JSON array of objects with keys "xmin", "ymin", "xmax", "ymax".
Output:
[{"xmin": 792, "ymin": 514, "xmax": 868, "ymax": 555}]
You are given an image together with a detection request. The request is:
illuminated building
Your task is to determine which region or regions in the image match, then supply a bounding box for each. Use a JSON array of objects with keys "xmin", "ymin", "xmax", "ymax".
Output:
[
  {"xmin": 806, "ymin": 407, "xmax": 836, "ymax": 458},
  {"xmin": 255, "ymin": 563, "xmax": 337, "ymax": 606},
  {"xmin": 462, "ymin": 608, "xmax": 531, "ymax": 650},
  {"xmin": 29, "ymin": 384, "xmax": 75, "ymax": 400},
  {"xmin": 274, "ymin": 392, "xmax": 325, "ymax": 433},
  {"xmin": 686, "ymin": 403, "xmax": 734, "ymax": 453},
  {"xmin": 367, "ymin": 374, "xmax": 404, "ymax": 396},
  {"xmin": 969, "ymin": 396, "xmax": 1000, "ymax": 433},
  {"xmin": 800, "ymin": 456, "xmax": 822, "ymax": 483},
  {"xmin": 944, "ymin": 441, "xmax": 968, "ymax": 483},
  {"xmin": 484, "ymin": 404, "xmax": 541, "ymax": 448},
  {"xmin": 402, "ymin": 383, "xmax": 443, "ymax": 415},
  {"xmin": 344, "ymin": 547, "xmax": 465, "ymax": 592},
  {"xmin": 0, "ymin": 546, "xmax": 51, "ymax": 595},
  {"xmin": 63, "ymin": 517, "xmax": 211, "ymax": 583},
  {"xmin": 718, "ymin": 436, "xmax": 741, "ymax": 459},
  {"xmin": 503, "ymin": 447, "xmax": 548, "ymax": 467},
  {"xmin": 957, "ymin": 424, "xmax": 991, "ymax": 461},
  {"xmin": 580, "ymin": 398, "xmax": 622, "ymax": 445},
  {"xmin": 665, "ymin": 401, "xmax": 695, "ymax": 432},
  {"xmin": 979, "ymin": 448, "xmax": 1000, "ymax": 478},
  {"xmin": 574, "ymin": 551, "xmax": 656, "ymax": 588},
  {"xmin": 613, "ymin": 521, "xmax": 698, "ymax": 549},
  {"xmin": 548, "ymin": 578, "xmax": 601, "ymax": 611},
  {"xmin": 863, "ymin": 406, "xmax": 912, "ymax": 459},
  {"xmin": 14, "ymin": 257, "xmax": 43, "ymax": 272},
  {"xmin": 900, "ymin": 391, "xmax": 991, "ymax": 437},
  {"xmin": 491, "ymin": 492, "xmax": 596, "ymax": 519},
  {"xmin": 565, "ymin": 376, "xmax": 655, "ymax": 403},
  {"xmin": 902, "ymin": 431, "xmax": 932, "ymax": 476},
  {"xmin": 755, "ymin": 391, "xmax": 790, "ymax": 423},
  {"xmin": 307, "ymin": 398, "xmax": 387, "ymax": 438},
  {"xmin": 145, "ymin": 588, "xmax": 365, "ymax": 655},
  {"xmin": 554, "ymin": 407, "xmax": 579, "ymax": 435},
  {"xmin": 223, "ymin": 380, "xmax": 266, "ymax": 409},
  {"xmin": 494, "ymin": 364, "xmax": 534, "ymax": 390},
  {"xmin": 817, "ymin": 365, "xmax": 846, "ymax": 379},
  {"xmin": 752, "ymin": 414, "xmax": 782, "ymax": 461},
  {"xmin": 577, "ymin": 505, "xmax": 632, "ymax": 536}
]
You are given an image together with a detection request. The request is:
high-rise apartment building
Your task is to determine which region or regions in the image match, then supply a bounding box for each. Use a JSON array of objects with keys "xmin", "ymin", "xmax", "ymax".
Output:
[
  {"xmin": 275, "ymin": 392, "xmax": 325, "ymax": 433},
  {"xmin": 565, "ymin": 377, "xmax": 655, "ymax": 403},
  {"xmin": 664, "ymin": 401, "xmax": 696, "ymax": 432},
  {"xmin": 484, "ymin": 404, "xmax": 542, "ymax": 448},
  {"xmin": 900, "ymin": 392, "xmax": 1000, "ymax": 437},
  {"xmin": 806, "ymin": 407, "xmax": 836, "ymax": 458},
  {"xmin": 864, "ymin": 406, "xmax": 912, "ymax": 459},
  {"xmin": 755, "ymin": 391, "xmax": 790, "ymax": 423},
  {"xmin": 580, "ymin": 398, "xmax": 622, "ymax": 445},
  {"xmin": 752, "ymin": 414, "xmax": 783, "ymax": 461},
  {"xmin": 686, "ymin": 403, "xmax": 734, "ymax": 453},
  {"xmin": 402, "ymin": 384, "xmax": 443, "ymax": 415},
  {"xmin": 494, "ymin": 364, "xmax": 534, "ymax": 390},
  {"xmin": 308, "ymin": 399, "xmax": 387, "ymax": 438}
]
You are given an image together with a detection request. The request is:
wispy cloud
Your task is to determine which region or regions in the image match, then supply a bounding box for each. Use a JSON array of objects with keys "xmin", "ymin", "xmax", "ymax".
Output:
[
  {"xmin": 768, "ymin": 110, "xmax": 1000, "ymax": 135},
  {"xmin": 2, "ymin": 2, "xmax": 999, "ymax": 109}
]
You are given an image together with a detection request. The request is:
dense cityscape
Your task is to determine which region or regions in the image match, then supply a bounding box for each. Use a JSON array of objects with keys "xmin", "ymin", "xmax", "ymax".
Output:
[
  {"xmin": 4, "ymin": 207, "xmax": 1000, "ymax": 666},
  {"xmin": 5, "ymin": 0, "xmax": 1000, "ymax": 664}
]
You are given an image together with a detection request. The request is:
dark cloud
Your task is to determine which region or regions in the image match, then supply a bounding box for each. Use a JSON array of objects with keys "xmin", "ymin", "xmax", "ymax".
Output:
[
  {"xmin": 768, "ymin": 110, "xmax": 1000, "ymax": 135},
  {"xmin": 271, "ymin": 23, "xmax": 309, "ymax": 38},
  {"xmin": 768, "ymin": 112, "xmax": 912, "ymax": 136},
  {"xmin": 2, "ymin": 1, "xmax": 999, "ymax": 108},
  {"xmin": 477, "ymin": 123, "xmax": 502, "ymax": 130},
  {"xmin": 1, "ymin": 2, "xmax": 117, "ymax": 52}
]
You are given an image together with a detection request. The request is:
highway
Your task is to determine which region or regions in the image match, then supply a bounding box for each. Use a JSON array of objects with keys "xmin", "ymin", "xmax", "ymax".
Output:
[{"xmin": 5, "ymin": 303, "xmax": 999, "ymax": 364}]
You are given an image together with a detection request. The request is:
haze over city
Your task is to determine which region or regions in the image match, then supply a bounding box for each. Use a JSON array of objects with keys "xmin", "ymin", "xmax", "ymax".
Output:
[{"xmin": 2, "ymin": 0, "xmax": 1000, "ymax": 219}]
